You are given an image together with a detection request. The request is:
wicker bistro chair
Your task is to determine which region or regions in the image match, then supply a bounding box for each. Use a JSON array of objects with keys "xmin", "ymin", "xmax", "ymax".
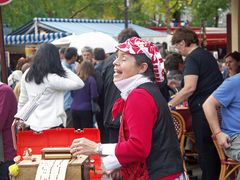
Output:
[
  {"xmin": 171, "ymin": 111, "xmax": 189, "ymax": 180},
  {"xmin": 209, "ymin": 110, "xmax": 240, "ymax": 179},
  {"xmin": 211, "ymin": 134, "xmax": 240, "ymax": 180},
  {"xmin": 171, "ymin": 111, "xmax": 186, "ymax": 154}
]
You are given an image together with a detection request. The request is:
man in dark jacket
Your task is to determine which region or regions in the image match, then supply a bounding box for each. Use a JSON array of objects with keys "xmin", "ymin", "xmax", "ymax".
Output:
[{"xmin": 101, "ymin": 28, "xmax": 140, "ymax": 143}]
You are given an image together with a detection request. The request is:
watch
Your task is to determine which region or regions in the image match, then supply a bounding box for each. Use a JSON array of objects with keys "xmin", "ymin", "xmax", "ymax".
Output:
[{"xmin": 96, "ymin": 143, "xmax": 103, "ymax": 155}]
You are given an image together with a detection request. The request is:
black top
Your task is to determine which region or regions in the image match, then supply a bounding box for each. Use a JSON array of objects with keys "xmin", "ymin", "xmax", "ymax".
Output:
[
  {"xmin": 138, "ymin": 83, "xmax": 183, "ymax": 179},
  {"xmin": 183, "ymin": 47, "xmax": 223, "ymax": 113},
  {"xmin": 101, "ymin": 53, "xmax": 121, "ymax": 128}
]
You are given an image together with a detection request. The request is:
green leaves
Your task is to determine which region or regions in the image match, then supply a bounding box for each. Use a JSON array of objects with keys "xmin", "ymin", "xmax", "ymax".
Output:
[{"xmin": 2, "ymin": 0, "xmax": 229, "ymax": 33}]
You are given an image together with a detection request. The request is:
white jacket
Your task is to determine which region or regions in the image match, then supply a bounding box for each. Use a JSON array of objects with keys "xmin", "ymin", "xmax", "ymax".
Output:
[{"xmin": 18, "ymin": 68, "xmax": 84, "ymax": 132}]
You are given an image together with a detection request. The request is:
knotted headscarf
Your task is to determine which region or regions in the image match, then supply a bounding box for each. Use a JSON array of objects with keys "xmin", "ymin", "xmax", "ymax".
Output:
[{"xmin": 116, "ymin": 37, "xmax": 165, "ymax": 84}]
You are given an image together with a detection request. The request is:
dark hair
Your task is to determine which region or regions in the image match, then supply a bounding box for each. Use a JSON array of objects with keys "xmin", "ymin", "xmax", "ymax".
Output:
[
  {"xmin": 224, "ymin": 51, "xmax": 240, "ymax": 62},
  {"xmin": 162, "ymin": 42, "xmax": 168, "ymax": 50},
  {"xmin": 117, "ymin": 28, "xmax": 140, "ymax": 43},
  {"xmin": 132, "ymin": 54, "xmax": 154, "ymax": 81},
  {"xmin": 165, "ymin": 53, "xmax": 183, "ymax": 71},
  {"xmin": 25, "ymin": 43, "xmax": 66, "ymax": 84},
  {"xmin": 171, "ymin": 27, "xmax": 199, "ymax": 47},
  {"xmin": 94, "ymin": 48, "xmax": 106, "ymax": 61},
  {"xmin": 132, "ymin": 53, "xmax": 170, "ymax": 101},
  {"xmin": 64, "ymin": 47, "xmax": 78, "ymax": 60}
]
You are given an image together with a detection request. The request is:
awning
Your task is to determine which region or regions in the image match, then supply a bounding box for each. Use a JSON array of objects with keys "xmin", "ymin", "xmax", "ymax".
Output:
[
  {"xmin": 34, "ymin": 18, "xmax": 165, "ymax": 38},
  {"xmin": 4, "ymin": 32, "xmax": 68, "ymax": 45},
  {"xmin": 7, "ymin": 18, "xmax": 167, "ymax": 45}
]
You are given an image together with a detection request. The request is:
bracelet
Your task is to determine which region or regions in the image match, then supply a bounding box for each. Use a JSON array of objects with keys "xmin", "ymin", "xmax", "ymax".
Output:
[
  {"xmin": 96, "ymin": 143, "xmax": 103, "ymax": 155},
  {"xmin": 214, "ymin": 131, "xmax": 222, "ymax": 137}
]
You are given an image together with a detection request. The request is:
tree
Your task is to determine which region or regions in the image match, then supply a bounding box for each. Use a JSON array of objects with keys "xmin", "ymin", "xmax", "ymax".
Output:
[
  {"xmin": 191, "ymin": 0, "xmax": 229, "ymax": 27},
  {"xmin": 2, "ymin": 0, "xmax": 230, "ymax": 34},
  {"xmin": 2, "ymin": 0, "xmax": 125, "ymax": 32},
  {"xmin": 131, "ymin": 0, "xmax": 192, "ymax": 32}
]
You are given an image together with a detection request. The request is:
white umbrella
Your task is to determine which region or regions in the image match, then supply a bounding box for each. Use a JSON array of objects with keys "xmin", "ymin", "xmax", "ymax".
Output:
[
  {"xmin": 70, "ymin": 32, "xmax": 118, "ymax": 55},
  {"xmin": 52, "ymin": 32, "xmax": 118, "ymax": 54},
  {"xmin": 51, "ymin": 35, "xmax": 78, "ymax": 46}
]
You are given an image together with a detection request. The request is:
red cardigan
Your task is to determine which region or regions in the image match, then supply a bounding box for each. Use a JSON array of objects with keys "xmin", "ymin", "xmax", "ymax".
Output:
[
  {"xmin": 113, "ymin": 88, "xmax": 182, "ymax": 179},
  {"xmin": 115, "ymin": 89, "xmax": 157, "ymax": 165}
]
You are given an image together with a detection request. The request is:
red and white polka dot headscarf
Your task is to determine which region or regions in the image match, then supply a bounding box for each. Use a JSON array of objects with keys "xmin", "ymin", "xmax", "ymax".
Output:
[{"xmin": 116, "ymin": 37, "xmax": 165, "ymax": 84}]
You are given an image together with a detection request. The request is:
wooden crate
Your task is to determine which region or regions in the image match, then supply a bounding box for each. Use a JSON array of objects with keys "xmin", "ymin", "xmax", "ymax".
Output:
[{"xmin": 16, "ymin": 155, "xmax": 89, "ymax": 180}]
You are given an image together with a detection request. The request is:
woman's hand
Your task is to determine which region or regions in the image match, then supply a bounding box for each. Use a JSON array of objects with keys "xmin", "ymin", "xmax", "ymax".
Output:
[{"xmin": 70, "ymin": 138, "xmax": 98, "ymax": 156}]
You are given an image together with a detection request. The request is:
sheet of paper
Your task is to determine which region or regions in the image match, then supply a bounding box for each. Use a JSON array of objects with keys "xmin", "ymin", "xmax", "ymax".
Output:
[{"xmin": 35, "ymin": 159, "xmax": 69, "ymax": 180}]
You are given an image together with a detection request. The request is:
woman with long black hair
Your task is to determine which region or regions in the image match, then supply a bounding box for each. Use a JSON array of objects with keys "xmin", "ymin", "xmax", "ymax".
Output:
[{"xmin": 17, "ymin": 43, "xmax": 84, "ymax": 132}]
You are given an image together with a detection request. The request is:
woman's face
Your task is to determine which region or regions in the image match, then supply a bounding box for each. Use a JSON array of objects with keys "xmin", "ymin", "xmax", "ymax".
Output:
[
  {"xmin": 225, "ymin": 56, "xmax": 240, "ymax": 76},
  {"xmin": 113, "ymin": 51, "xmax": 142, "ymax": 82}
]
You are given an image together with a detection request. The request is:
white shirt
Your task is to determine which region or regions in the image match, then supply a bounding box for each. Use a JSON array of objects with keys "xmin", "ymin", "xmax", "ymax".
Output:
[{"xmin": 18, "ymin": 68, "xmax": 84, "ymax": 132}]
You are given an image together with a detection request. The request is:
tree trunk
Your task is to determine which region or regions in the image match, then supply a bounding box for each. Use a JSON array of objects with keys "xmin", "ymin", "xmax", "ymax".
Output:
[{"xmin": 164, "ymin": 0, "xmax": 171, "ymax": 33}]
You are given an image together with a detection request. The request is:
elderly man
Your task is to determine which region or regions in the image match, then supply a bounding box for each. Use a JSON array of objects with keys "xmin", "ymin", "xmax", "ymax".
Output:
[
  {"xmin": 168, "ymin": 27, "xmax": 223, "ymax": 180},
  {"xmin": 81, "ymin": 46, "xmax": 94, "ymax": 63}
]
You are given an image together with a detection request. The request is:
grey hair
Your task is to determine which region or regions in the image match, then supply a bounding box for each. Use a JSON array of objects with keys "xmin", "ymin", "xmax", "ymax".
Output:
[{"xmin": 81, "ymin": 46, "xmax": 93, "ymax": 53}]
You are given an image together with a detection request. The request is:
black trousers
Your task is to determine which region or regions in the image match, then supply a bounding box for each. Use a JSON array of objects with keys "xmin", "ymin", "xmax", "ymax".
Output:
[
  {"xmin": 191, "ymin": 110, "xmax": 220, "ymax": 180},
  {"xmin": 72, "ymin": 110, "xmax": 93, "ymax": 129},
  {"xmin": 65, "ymin": 108, "xmax": 73, "ymax": 128},
  {"xmin": 0, "ymin": 160, "xmax": 14, "ymax": 180}
]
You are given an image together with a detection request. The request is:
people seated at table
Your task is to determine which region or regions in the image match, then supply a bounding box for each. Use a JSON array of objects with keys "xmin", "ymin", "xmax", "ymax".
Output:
[
  {"xmin": 164, "ymin": 53, "xmax": 184, "ymax": 95},
  {"xmin": 223, "ymin": 51, "xmax": 240, "ymax": 78}
]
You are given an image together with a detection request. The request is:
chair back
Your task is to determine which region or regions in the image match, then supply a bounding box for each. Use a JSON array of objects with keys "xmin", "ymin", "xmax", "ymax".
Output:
[
  {"xmin": 210, "ymin": 111, "xmax": 240, "ymax": 179},
  {"xmin": 171, "ymin": 110, "xmax": 189, "ymax": 180},
  {"xmin": 171, "ymin": 111, "xmax": 186, "ymax": 146}
]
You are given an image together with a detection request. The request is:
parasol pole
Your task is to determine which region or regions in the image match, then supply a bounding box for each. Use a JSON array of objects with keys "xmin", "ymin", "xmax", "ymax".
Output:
[{"xmin": 0, "ymin": 6, "xmax": 7, "ymax": 83}]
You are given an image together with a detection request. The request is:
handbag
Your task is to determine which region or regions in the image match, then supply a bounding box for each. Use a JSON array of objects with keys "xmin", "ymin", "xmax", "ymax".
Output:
[
  {"xmin": 14, "ymin": 88, "xmax": 47, "ymax": 121},
  {"xmin": 11, "ymin": 88, "xmax": 47, "ymax": 149}
]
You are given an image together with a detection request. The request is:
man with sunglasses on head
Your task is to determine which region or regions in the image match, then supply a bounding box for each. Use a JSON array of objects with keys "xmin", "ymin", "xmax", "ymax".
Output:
[{"xmin": 168, "ymin": 27, "xmax": 223, "ymax": 180}]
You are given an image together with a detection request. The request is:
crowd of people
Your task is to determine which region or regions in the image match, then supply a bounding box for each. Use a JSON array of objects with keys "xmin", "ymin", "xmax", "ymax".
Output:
[{"xmin": 1, "ymin": 27, "xmax": 240, "ymax": 180}]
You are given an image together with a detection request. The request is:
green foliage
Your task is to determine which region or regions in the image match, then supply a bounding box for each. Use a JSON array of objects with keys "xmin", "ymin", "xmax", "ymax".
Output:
[
  {"xmin": 191, "ymin": 0, "xmax": 229, "ymax": 27},
  {"xmin": 2, "ymin": 0, "xmax": 229, "ymax": 32}
]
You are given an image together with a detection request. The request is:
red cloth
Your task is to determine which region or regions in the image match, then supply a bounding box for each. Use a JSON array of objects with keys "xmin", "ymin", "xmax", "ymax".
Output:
[
  {"xmin": 176, "ymin": 108, "xmax": 192, "ymax": 132},
  {"xmin": 112, "ymin": 98, "xmax": 125, "ymax": 120}
]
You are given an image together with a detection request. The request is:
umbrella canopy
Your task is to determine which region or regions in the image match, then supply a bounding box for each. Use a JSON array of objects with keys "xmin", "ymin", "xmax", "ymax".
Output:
[{"xmin": 52, "ymin": 32, "xmax": 118, "ymax": 54}]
